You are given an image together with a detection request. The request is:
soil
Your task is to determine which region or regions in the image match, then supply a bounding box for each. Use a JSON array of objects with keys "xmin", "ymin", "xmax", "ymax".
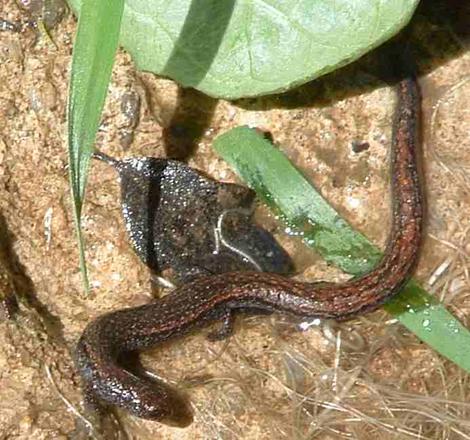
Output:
[{"xmin": 0, "ymin": 1, "xmax": 469, "ymax": 439}]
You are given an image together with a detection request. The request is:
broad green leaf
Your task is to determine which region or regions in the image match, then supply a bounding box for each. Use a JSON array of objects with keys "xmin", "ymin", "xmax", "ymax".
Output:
[
  {"xmin": 68, "ymin": 0, "xmax": 124, "ymax": 290},
  {"xmin": 214, "ymin": 126, "xmax": 470, "ymax": 373},
  {"xmin": 67, "ymin": 0, "xmax": 419, "ymax": 99}
]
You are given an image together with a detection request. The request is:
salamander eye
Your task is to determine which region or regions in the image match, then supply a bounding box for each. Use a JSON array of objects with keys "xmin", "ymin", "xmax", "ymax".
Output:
[
  {"xmin": 136, "ymin": 387, "xmax": 193, "ymax": 427},
  {"xmin": 160, "ymin": 401, "xmax": 193, "ymax": 428}
]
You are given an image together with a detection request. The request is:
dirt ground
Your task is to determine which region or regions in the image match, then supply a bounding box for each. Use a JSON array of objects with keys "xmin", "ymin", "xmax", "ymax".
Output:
[{"xmin": 0, "ymin": 1, "xmax": 469, "ymax": 439}]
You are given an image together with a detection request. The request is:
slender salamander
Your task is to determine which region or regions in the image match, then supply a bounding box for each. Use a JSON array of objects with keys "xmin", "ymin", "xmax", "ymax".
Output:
[{"xmin": 75, "ymin": 77, "xmax": 422, "ymax": 427}]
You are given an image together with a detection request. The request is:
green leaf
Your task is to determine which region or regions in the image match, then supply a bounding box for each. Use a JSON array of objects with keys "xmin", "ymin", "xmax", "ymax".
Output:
[
  {"xmin": 67, "ymin": 0, "xmax": 124, "ymax": 290},
  {"xmin": 214, "ymin": 126, "xmax": 470, "ymax": 373},
  {"xmin": 67, "ymin": 0, "xmax": 419, "ymax": 99}
]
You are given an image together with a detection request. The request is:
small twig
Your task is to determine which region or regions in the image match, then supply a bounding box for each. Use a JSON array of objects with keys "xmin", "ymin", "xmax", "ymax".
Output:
[
  {"xmin": 44, "ymin": 364, "xmax": 98, "ymax": 439},
  {"xmin": 213, "ymin": 209, "xmax": 262, "ymax": 271}
]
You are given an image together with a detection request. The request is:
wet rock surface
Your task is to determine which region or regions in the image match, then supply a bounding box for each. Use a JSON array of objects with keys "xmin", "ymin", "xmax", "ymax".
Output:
[{"xmin": 99, "ymin": 154, "xmax": 293, "ymax": 283}]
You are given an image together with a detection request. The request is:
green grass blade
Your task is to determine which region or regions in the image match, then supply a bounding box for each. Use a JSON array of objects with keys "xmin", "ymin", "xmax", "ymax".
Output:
[
  {"xmin": 214, "ymin": 126, "xmax": 470, "ymax": 373},
  {"xmin": 67, "ymin": 0, "xmax": 124, "ymax": 291}
]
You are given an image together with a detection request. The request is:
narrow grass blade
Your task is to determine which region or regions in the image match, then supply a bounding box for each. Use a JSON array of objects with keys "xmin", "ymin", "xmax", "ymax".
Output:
[
  {"xmin": 214, "ymin": 126, "xmax": 470, "ymax": 373},
  {"xmin": 67, "ymin": 0, "xmax": 124, "ymax": 291}
]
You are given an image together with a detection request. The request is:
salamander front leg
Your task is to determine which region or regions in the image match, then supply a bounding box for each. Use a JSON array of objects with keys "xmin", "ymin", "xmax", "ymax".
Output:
[{"xmin": 207, "ymin": 310, "xmax": 235, "ymax": 341}]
